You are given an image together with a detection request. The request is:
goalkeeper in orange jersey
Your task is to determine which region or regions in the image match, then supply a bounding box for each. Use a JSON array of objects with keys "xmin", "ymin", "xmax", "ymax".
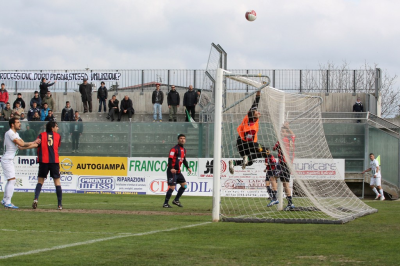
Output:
[{"xmin": 229, "ymin": 91, "xmax": 269, "ymax": 174}]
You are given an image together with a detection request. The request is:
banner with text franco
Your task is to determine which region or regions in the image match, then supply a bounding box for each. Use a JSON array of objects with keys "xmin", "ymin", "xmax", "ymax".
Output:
[
  {"xmin": 59, "ymin": 156, "xmax": 127, "ymax": 176},
  {"xmin": 128, "ymin": 157, "xmax": 198, "ymax": 178},
  {"xmin": 0, "ymin": 72, "xmax": 121, "ymax": 81}
]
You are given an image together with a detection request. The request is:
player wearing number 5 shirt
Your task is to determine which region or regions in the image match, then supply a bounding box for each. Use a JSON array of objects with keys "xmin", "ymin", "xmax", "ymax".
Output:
[{"xmin": 32, "ymin": 121, "xmax": 63, "ymax": 210}]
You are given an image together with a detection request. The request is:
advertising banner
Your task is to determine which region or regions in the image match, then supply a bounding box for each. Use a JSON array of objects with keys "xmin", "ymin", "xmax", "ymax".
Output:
[
  {"xmin": 76, "ymin": 176, "xmax": 147, "ymax": 194},
  {"xmin": 199, "ymin": 158, "xmax": 265, "ymax": 179},
  {"xmin": 0, "ymin": 72, "xmax": 122, "ymax": 81},
  {"xmin": 59, "ymin": 156, "xmax": 128, "ymax": 176},
  {"xmin": 0, "ymin": 156, "xmax": 77, "ymax": 193},
  {"xmin": 292, "ymin": 159, "xmax": 345, "ymax": 180},
  {"xmin": 146, "ymin": 176, "xmax": 212, "ymax": 196},
  {"xmin": 199, "ymin": 158, "xmax": 345, "ymax": 180},
  {"xmin": 128, "ymin": 157, "xmax": 198, "ymax": 178}
]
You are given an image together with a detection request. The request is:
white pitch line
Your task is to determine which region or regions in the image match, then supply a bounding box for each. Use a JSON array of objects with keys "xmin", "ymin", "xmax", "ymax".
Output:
[
  {"xmin": 0, "ymin": 222, "xmax": 211, "ymax": 260},
  {"xmin": 0, "ymin": 228, "xmax": 123, "ymax": 235}
]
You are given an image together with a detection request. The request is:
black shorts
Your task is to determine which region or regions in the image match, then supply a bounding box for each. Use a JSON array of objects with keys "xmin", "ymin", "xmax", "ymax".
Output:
[
  {"xmin": 167, "ymin": 171, "xmax": 186, "ymax": 186},
  {"xmin": 276, "ymin": 163, "xmax": 290, "ymax": 182},
  {"xmin": 38, "ymin": 163, "xmax": 60, "ymax": 179},
  {"xmin": 265, "ymin": 170, "xmax": 275, "ymax": 181}
]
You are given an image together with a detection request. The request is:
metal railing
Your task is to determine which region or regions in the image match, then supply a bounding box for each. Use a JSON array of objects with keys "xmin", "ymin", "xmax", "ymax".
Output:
[{"xmin": 0, "ymin": 68, "xmax": 379, "ymax": 95}]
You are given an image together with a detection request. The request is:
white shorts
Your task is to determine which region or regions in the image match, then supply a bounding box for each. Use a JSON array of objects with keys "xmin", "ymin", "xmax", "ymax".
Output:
[
  {"xmin": 370, "ymin": 176, "xmax": 381, "ymax": 187},
  {"xmin": 1, "ymin": 159, "xmax": 16, "ymax": 180}
]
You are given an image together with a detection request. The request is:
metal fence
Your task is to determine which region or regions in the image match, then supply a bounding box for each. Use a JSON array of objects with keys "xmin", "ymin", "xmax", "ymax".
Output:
[{"xmin": 0, "ymin": 68, "xmax": 379, "ymax": 95}]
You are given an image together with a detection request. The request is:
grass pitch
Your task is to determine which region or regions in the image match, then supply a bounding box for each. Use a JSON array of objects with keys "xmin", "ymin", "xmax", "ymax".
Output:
[{"xmin": 0, "ymin": 193, "xmax": 399, "ymax": 265}]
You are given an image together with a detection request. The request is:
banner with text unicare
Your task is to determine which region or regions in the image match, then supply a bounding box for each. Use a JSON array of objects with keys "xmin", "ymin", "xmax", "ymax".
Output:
[
  {"xmin": 0, "ymin": 72, "xmax": 122, "ymax": 81},
  {"xmin": 198, "ymin": 158, "xmax": 345, "ymax": 197}
]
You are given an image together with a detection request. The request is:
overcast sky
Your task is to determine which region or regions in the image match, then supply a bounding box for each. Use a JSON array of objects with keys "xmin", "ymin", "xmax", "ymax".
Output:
[{"xmin": 1, "ymin": 0, "xmax": 399, "ymax": 79}]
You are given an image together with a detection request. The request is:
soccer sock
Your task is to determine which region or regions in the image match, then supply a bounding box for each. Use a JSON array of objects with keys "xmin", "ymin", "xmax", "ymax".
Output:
[
  {"xmin": 56, "ymin": 186, "xmax": 62, "ymax": 206},
  {"xmin": 372, "ymin": 187, "xmax": 379, "ymax": 196},
  {"xmin": 273, "ymin": 191, "xmax": 277, "ymax": 201},
  {"xmin": 266, "ymin": 186, "xmax": 273, "ymax": 199},
  {"xmin": 287, "ymin": 196, "xmax": 293, "ymax": 205},
  {"xmin": 175, "ymin": 187, "xmax": 186, "ymax": 202},
  {"xmin": 164, "ymin": 188, "xmax": 174, "ymax": 204},
  {"xmin": 34, "ymin": 183, "xmax": 43, "ymax": 200},
  {"xmin": 3, "ymin": 182, "xmax": 9, "ymax": 202},
  {"xmin": 379, "ymin": 189, "xmax": 384, "ymax": 197},
  {"xmin": 5, "ymin": 179, "xmax": 16, "ymax": 204}
]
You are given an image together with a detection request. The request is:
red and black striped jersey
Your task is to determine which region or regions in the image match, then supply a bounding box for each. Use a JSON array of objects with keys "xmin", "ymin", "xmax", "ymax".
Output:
[
  {"xmin": 37, "ymin": 132, "xmax": 61, "ymax": 163},
  {"xmin": 168, "ymin": 144, "xmax": 188, "ymax": 173},
  {"xmin": 265, "ymin": 155, "xmax": 276, "ymax": 170}
]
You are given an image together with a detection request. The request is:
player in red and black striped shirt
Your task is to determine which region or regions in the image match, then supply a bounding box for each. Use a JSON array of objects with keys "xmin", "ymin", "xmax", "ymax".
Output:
[
  {"xmin": 163, "ymin": 134, "xmax": 192, "ymax": 208},
  {"xmin": 272, "ymin": 121, "xmax": 296, "ymax": 210},
  {"xmin": 32, "ymin": 121, "xmax": 63, "ymax": 210},
  {"xmin": 263, "ymin": 148, "xmax": 278, "ymax": 204}
]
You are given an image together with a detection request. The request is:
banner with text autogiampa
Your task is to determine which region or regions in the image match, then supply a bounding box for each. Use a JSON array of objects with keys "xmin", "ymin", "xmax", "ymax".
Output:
[
  {"xmin": 128, "ymin": 157, "xmax": 198, "ymax": 178},
  {"xmin": 0, "ymin": 72, "xmax": 122, "ymax": 81},
  {"xmin": 146, "ymin": 176, "xmax": 212, "ymax": 196},
  {"xmin": 76, "ymin": 176, "xmax": 147, "ymax": 195},
  {"xmin": 292, "ymin": 159, "xmax": 345, "ymax": 180}
]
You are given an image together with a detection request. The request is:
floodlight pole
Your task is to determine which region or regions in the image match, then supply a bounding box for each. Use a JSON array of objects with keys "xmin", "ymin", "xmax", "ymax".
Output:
[{"xmin": 212, "ymin": 68, "xmax": 224, "ymax": 222}]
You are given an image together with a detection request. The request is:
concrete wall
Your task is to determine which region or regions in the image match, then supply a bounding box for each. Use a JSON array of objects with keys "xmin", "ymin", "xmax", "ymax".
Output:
[{"xmin": 8, "ymin": 91, "xmax": 373, "ymax": 114}]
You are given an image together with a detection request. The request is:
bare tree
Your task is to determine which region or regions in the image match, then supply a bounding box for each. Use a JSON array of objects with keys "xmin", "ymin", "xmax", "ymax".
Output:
[{"xmin": 302, "ymin": 62, "xmax": 398, "ymax": 118}]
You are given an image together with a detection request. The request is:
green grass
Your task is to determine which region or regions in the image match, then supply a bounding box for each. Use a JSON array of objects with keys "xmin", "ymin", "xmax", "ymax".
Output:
[{"xmin": 0, "ymin": 193, "xmax": 399, "ymax": 265}]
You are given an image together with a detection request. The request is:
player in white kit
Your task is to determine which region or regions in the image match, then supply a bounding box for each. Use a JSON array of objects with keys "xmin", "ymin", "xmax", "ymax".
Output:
[
  {"xmin": 1, "ymin": 117, "xmax": 38, "ymax": 209},
  {"xmin": 362, "ymin": 153, "xmax": 385, "ymax": 201}
]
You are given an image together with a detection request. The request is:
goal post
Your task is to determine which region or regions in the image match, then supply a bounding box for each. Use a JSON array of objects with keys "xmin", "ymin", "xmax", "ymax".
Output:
[{"xmin": 211, "ymin": 68, "xmax": 377, "ymax": 224}]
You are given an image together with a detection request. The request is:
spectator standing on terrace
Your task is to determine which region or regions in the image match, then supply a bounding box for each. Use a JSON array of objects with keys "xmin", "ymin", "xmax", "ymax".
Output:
[
  {"xmin": 70, "ymin": 111, "xmax": 83, "ymax": 153},
  {"xmin": 61, "ymin": 101, "xmax": 74, "ymax": 142},
  {"xmin": 42, "ymin": 91, "xmax": 55, "ymax": 112},
  {"xmin": 152, "ymin": 84, "xmax": 164, "ymax": 122},
  {"xmin": 118, "ymin": 95, "xmax": 134, "ymax": 122},
  {"xmin": 167, "ymin": 85, "xmax": 179, "ymax": 122},
  {"xmin": 353, "ymin": 96, "xmax": 364, "ymax": 123},
  {"xmin": 30, "ymin": 91, "xmax": 42, "ymax": 108},
  {"xmin": 28, "ymin": 102, "xmax": 40, "ymax": 121},
  {"xmin": 97, "ymin": 81, "xmax": 108, "ymax": 113},
  {"xmin": 79, "ymin": 78, "xmax": 92, "ymax": 113},
  {"xmin": 107, "ymin": 95, "xmax": 119, "ymax": 122},
  {"xmin": 0, "ymin": 83, "xmax": 9, "ymax": 111},
  {"xmin": 39, "ymin": 77, "xmax": 56, "ymax": 100},
  {"xmin": 61, "ymin": 101, "xmax": 74, "ymax": 122},
  {"xmin": 12, "ymin": 101, "xmax": 24, "ymax": 119},
  {"xmin": 40, "ymin": 103, "xmax": 50, "ymax": 121},
  {"xmin": 183, "ymin": 85, "xmax": 197, "ymax": 122},
  {"xmin": 13, "ymin": 93, "xmax": 26, "ymax": 109},
  {"xmin": 1, "ymin": 102, "xmax": 12, "ymax": 121}
]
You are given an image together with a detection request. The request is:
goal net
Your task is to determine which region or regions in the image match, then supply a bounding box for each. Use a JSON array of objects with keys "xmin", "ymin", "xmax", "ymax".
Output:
[{"xmin": 213, "ymin": 68, "xmax": 377, "ymax": 224}]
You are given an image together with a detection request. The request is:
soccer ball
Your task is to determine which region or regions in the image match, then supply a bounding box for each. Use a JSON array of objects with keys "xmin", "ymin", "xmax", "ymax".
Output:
[{"xmin": 245, "ymin": 10, "xmax": 257, "ymax": 22}]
